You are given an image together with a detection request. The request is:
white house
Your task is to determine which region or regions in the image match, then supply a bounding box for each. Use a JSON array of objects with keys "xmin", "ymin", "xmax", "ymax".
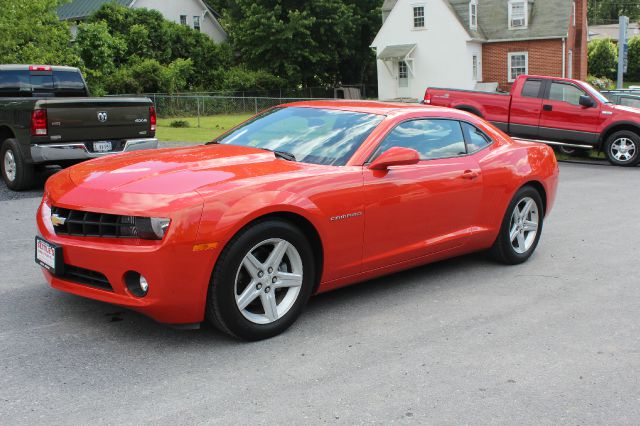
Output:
[
  {"xmin": 372, "ymin": 0, "xmax": 588, "ymax": 100},
  {"xmin": 372, "ymin": 0, "xmax": 483, "ymax": 100},
  {"xmin": 58, "ymin": 0, "xmax": 228, "ymax": 43}
]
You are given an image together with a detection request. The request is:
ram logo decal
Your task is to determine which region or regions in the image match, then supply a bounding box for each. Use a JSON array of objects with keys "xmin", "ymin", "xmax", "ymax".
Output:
[{"xmin": 97, "ymin": 111, "xmax": 108, "ymax": 122}]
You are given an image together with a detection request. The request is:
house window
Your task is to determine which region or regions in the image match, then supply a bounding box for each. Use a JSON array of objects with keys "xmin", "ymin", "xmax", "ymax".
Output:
[
  {"xmin": 398, "ymin": 61, "xmax": 408, "ymax": 79},
  {"xmin": 398, "ymin": 61, "xmax": 409, "ymax": 87},
  {"xmin": 472, "ymin": 55, "xmax": 478, "ymax": 80},
  {"xmin": 180, "ymin": 15, "xmax": 187, "ymax": 26},
  {"xmin": 508, "ymin": 1, "xmax": 527, "ymax": 29},
  {"xmin": 508, "ymin": 52, "xmax": 528, "ymax": 82},
  {"xmin": 413, "ymin": 6, "xmax": 425, "ymax": 28},
  {"xmin": 469, "ymin": 1, "xmax": 477, "ymax": 30},
  {"xmin": 193, "ymin": 16, "xmax": 201, "ymax": 31},
  {"xmin": 572, "ymin": 1, "xmax": 576, "ymax": 26}
]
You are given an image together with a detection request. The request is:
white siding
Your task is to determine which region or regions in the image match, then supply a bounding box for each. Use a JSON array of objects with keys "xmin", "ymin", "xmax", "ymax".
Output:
[
  {"xmin": 132, "ymin": 0, "xmax": 227, "ymax": 43},
  {"xmin": 371, "ymin": 0, "xmax": 478, "ymax": 100}
]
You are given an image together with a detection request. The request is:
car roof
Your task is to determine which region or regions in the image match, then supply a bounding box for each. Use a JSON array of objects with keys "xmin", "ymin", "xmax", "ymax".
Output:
[
  {"xmin": 0, "ymin": 64, "xmax": 80, "ymax": 72},
  {"xmin": 279, "ymin": 100, "xmax": 456, "ymax": 117}
]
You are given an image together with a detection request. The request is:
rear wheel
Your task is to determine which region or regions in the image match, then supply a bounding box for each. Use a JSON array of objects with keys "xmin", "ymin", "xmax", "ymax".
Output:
[
  {"xmin": 557, "ymin": 145, "xmax": 588, "ymax": 157},
  {"xmin": 1, "ymin": 139, "xmax": 34, "ymax": 191},
  {"xmin": 490, "ymin": 186, "xmax": 544, "ymax": 265},
  {"xmin": 604, "ymin": 131, "xmax": 640, "ymax": 167},
  {"xmin": 206, "ymin": 219, "xmax": 316, "ymax": 340}
]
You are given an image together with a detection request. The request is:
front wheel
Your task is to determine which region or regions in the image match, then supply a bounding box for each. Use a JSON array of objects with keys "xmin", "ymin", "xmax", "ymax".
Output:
[
  {"xmin": 490, "ymin": 186, "xmax": 544, "ymax": 265},
  {"xmin": 604, "ymin": 131, "xmax": 640, "ymax": 167},
  {"xmin": 206, "ymin": 220, "xmax": 316, "ymax": 340}
]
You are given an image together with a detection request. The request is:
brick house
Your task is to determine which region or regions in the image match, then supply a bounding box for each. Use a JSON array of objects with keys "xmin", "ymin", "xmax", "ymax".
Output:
[{"xmin": 372, "ymin": 0, "xmax": 587, "ymax": 100}]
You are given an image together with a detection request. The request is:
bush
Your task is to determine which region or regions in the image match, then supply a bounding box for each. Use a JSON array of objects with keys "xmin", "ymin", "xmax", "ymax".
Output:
[
  {"xmin": 586, "ymin": 75, "xmax": 614, "ymax": 90},
  {"xmin": 588, "ymin": 38, "xmax": 618, "ymax": 80},
  {"xmin": 627, "ymin": 35, "xmax": 640, "ymax": 82},
  {"xmin": 169, "ymin": 120, "xmax": 190, "ymax": 128}
]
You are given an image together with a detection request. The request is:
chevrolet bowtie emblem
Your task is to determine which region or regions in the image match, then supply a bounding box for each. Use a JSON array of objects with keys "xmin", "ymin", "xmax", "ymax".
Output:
[{"xmin": 51, "ymin": 213, "xmax": 66, "ymax": 227}]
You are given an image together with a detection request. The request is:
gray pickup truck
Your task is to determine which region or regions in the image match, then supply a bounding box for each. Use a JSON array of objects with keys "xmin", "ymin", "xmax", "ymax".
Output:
[{"xmin": 0, "ymin": 65, "xmax": 158, "ymax": 190}]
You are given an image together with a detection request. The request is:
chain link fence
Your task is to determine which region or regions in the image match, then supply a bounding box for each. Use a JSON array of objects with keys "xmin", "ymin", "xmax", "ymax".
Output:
[{"xmin": 151, "ymin": 95, "xmax": 331, "ymax": 118}]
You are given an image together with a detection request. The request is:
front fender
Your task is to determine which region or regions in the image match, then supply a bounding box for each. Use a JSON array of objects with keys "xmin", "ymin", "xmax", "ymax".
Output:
[{"xmin": 196, "ymin": 190, "xmax": 326, "ymax": 248}]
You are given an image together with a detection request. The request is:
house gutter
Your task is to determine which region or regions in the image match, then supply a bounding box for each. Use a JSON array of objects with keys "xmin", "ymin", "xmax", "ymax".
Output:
[{"xmin": 562, "ymin": 37, "xmax": 566, "ymax": 78}]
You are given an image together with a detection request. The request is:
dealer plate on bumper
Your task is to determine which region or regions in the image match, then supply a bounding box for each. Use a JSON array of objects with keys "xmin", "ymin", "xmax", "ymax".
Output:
[
  {"xmin": 35, "ymin": 236, "xmax": 64, "ymax": 275},
  {"xmin": 93, "ymin": 141, "xmax": 113, "ymax": 152}
]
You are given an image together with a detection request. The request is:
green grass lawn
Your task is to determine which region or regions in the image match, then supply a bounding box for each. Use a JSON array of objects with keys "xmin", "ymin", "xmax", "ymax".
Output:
[{"xmin": 156, "ymin": 114, "xmax": 252, "ymax": 143}]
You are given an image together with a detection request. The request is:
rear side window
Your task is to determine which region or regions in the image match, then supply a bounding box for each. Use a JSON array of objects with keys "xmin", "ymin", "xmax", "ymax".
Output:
[
  {"xmin": 521, "ymin": 79, "xmax": 542, "ymax": 98},
  {"xmin": 372, "ymin": 119, "xmax": 467, "ymax": 161},
  {"xmin": 461, "ymin": 122, "xmax": 492, "ymax": 153},
  {"xmin": 0, "ymin": 70, "xmax": 31, "ymax": 97}
]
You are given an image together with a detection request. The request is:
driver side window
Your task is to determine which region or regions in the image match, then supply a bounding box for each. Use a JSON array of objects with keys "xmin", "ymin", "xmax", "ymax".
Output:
[{"xmin": 372, "ymin": 119, "xmax": 467, "ymax": 161}]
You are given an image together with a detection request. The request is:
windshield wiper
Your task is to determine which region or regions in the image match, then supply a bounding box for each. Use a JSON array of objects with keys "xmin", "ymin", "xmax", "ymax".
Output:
[{"xmin": 273, "ymin": 150, "xmax": 296, "ymax": 161}]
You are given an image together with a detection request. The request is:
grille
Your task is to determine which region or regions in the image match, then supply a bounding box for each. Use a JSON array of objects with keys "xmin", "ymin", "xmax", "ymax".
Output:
[
  {"xmin": 51, "ymin": 207, "xmax": 138, "ymax": 238},
  {"xmin": 61, "ymin": 265, "xmax": 113, "ymax": 291}
]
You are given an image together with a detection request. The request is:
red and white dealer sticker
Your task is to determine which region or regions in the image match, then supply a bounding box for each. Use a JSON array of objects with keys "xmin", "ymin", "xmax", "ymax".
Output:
[{"xmin": 35, "ymin": 237, "xmax": 60, "ymax": 274}]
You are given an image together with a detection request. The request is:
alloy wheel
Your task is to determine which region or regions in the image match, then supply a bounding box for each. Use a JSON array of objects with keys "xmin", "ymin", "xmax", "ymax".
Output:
[
  {"xmin": 509, "ymin": 196, "xmax": 539, "ymax": 254},
  {"xmin": 3, "ymin": 149, "xmax": 16, "ymax": 182},
  {"xmin": 610, "ymin": 137, "xmax": 637, "ymax": 163},
  {"xmin": 234, "ymin": 238, "xmax": 303, "ymax": 325}
]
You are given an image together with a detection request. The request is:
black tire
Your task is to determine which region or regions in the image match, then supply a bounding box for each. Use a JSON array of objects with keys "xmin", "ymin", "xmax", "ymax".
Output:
[
  {"xmin": 490, "ymin": 185, "xmax": 544, "ymax": 265},
  {"xmin": 1, "ymin": 139, "xmax": 34, "ymax": 191},
  {"xmin": 604, "ymin": 131, "xmax": 640, "ymax": 167},
  {"xmin": 206, "ymin": 219, "xmax": 316, "ymax": 340}
]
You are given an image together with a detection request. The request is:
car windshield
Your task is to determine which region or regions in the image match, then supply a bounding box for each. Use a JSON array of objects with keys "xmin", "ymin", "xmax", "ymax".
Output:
[{"xmin": 216, "ymin": 107, "xmax": 384, "ymax": 166}]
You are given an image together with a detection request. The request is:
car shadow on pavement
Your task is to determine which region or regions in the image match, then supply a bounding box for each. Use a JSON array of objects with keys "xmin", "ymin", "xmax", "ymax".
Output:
[{"xmin": 29, "ymin": 252, "xmax": 490, "ymax": 346}]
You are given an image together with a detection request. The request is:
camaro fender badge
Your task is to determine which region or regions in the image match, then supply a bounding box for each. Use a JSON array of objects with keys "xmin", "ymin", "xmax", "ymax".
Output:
[
  {"xmin": 330, "ymin": 212, "xmax": 363, "ymax": 222},
  {"xmin": 97, "ymin": 111, "xmax": 108, "ymax": 122},
  {"xmin": 51, "ymin": 213, "xmax": 66, "ymax": 227}
]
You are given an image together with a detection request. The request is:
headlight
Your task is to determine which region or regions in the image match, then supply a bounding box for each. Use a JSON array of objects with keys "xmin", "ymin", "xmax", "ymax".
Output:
[{"xmin": 134, "ymin": 217, "xmax": 171, "ymax": 240}]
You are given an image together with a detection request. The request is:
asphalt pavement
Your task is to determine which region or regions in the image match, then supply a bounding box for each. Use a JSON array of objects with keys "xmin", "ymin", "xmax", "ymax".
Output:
[{"xmin": 1, "ymin": 159, "xmax": 639, "ymax": 425}]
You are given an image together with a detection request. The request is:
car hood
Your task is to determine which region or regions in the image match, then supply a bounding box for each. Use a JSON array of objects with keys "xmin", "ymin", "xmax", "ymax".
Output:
[
  {"xmin": 67, "ymin": 144, "xmax": 305, "ymax": 195},
  {"xmin": 609, "ymin": 104, "xmax": 640, "ymax": 114}
]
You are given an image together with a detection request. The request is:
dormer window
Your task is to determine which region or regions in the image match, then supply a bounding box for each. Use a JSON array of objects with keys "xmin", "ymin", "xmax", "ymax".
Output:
[
  {"xmin": 469, "ymin": 0, "xmax": 478, "ymax": 30},
  {"xmin": 508, "ymin": 1, "xmax": 527, "ymax": 29}
]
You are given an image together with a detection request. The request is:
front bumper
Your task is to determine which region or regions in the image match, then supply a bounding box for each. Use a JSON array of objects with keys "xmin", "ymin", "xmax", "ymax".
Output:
[
  {"xmin": 30, "ymin": 138, "xmax": 158, "ymax": 163},
  {"xmin": 36, "ymin": 201, "xmax": 217, "ymax": 325}
]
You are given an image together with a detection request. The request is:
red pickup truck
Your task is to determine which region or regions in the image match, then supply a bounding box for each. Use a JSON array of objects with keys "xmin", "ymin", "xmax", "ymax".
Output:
[{"xmin": 424, "ymin": 75, "xmax": 640, "ymax": 166}]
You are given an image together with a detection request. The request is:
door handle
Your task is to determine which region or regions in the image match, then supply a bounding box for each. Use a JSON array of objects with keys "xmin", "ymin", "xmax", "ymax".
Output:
[
  {"xmin": 543, "ymin": 104, "xmax": 553, "ymax": 111},
  {"xmin": 461, "ymin": 170, "xmax": 480, "ymax": 180}
]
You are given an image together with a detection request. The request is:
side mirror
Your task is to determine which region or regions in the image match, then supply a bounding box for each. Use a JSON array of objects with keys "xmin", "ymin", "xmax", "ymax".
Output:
[
  {"xmin": 579, "ymin": 95, "xmax": 595, "ymax": 108},
  {"xmin": 368, "ymin": 147, "xmax": 420, "ymax": 170}
]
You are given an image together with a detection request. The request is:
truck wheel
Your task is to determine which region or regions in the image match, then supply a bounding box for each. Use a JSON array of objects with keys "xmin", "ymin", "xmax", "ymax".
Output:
[
  {"xmin": 1, "ymin": 139, "xmax": 34, "ymax": 191},
  {"xmin": 557, "ymin": 146, "xmax": 588, "ymax": 157},
  {"xmin": 604, "ymin": 131, "xmax": 640, "ymax": 167}
]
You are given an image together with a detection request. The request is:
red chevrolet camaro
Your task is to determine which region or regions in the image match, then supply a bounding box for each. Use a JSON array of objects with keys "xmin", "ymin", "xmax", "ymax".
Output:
[{"xmin": 36, "ymin": 101, "xmax": 558, "ymax": 340}]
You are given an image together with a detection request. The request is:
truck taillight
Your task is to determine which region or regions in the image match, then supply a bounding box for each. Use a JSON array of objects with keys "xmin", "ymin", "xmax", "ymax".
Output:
[
  {"xmin": 423, "ymin": 90, "xmax": 432, "ymax": 104},
  {"xmin": 31, "ymin": 110, "xmax": 48, "ymax": 136},
  {"xmin": 29, "ymin": 65, "xmax": 52, "ymax": 72},
  {"xmin": 149, "ymin": 105, "xmax": 157, "ymax": 132}
]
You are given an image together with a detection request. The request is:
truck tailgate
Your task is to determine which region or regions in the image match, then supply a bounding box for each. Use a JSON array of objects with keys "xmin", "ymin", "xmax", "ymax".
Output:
[{"xmin": 39, "ymin": 98, "xmax": 153, "ymax": 142}]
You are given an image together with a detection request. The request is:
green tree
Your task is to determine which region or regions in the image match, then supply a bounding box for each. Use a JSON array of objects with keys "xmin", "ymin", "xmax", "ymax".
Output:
[
  {"xmin": 588, "ymin": 38, "xmax": 618, "ymax": 79},
  {"xmin": 627, "ymin": 35, "xmax": 640, "ymax": 81},
  {"xmin": 223, "ymin": 0, "xmax": 375, "ymax": 87},
  {"xmin": 0, "ymin": 0, "xmax": 80, "ymax": 65},
  {"xmin": 588, "ymin": 0, "xmax": 640, "ymax": 25}
]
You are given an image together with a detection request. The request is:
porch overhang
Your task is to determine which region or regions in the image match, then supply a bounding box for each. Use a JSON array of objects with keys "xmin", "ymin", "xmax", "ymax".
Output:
[{"xmin": 376, "ymin": 44, "xmax": 416, "ymax": 77}]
